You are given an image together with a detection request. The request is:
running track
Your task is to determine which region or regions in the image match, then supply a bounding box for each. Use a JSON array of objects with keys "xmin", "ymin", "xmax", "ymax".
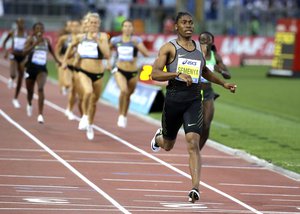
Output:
[{"xmin": 0, "ymin": 60, "xmax": 299, "ymax": 214}]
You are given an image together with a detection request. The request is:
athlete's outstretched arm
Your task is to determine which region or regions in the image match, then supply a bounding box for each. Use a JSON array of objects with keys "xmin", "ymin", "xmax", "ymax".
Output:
[{"xmin": 202, "ymin": 66, "xmax": 236, "ymax": 93}]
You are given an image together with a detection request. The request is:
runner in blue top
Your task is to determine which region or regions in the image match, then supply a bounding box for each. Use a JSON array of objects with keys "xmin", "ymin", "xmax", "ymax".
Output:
[
  {"xmin": 198, "ymin": 31, "xmax": 231, "ymax": 150},
  {"xmin": 150, "ymin": 12, "xmax": 237, "ymax": 203},
  {"xmin": 109, "ymin": 19, "xmax": 150, "ymax": 128}
]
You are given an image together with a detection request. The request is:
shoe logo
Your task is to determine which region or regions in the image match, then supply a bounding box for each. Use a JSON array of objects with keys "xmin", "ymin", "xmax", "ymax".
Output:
[{"xmin": 187, "ymin": 123, "xmax": 197, "ymax": 127}]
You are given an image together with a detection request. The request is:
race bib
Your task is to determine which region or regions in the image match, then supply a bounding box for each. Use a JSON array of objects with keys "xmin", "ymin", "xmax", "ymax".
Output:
[
  {"xmin": 13, "ymin": 37, "xmax": 26, "ymax": 51},
  {"xmin": 32, "ymin": 50, "xmax": 47, "ymax": 65},
  {"xmin": 78, "ymin": 41, "xmax": 98, "ymax": 58},
  {"xmin": 117, "ymin": 46, "xmax": 134, "ymax": 61},
  {"xmin": 176, "ymin": 58, "xmax": 201, "ymax": 83}
]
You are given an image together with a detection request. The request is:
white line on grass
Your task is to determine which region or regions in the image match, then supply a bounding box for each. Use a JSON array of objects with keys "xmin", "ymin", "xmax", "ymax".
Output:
[{"xmin": 0, "ymin": 110, "xmax": 130, "ymax": 214}]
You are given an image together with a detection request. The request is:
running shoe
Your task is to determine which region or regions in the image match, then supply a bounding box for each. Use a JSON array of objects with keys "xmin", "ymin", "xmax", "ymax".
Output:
[
  {"xmin": 188, "ymin": 188, "xmax": 200, "ymax": 203},
  {"xmin": 117, "ymin": 115, "xmax": 127, "ymax": 128},
  {"xmin": 78, "ymin": 115, "xmax": 88, "ymax": 130},
  {"xmin": 65, "ymin": 109, "xmax": 75, "ymax": 120},
  {"xmin": 150, "ymin": 128, "xmax": 162, "ymax": 152},
  {"xmin": 61, "ymin": 87, "xmax": 68, "ymax": 96},
  {"xmin": 26, "ymin": 104, "xmax": 32, "ymax": 117},
  {"xmin": 12, "ymin": 99, "xmax": 21, "ymax": 108},
  {"xmin": 86, "ymin": 125, "xmax": 94, "ymax": 140},
  {"xmin": 37, "ymin": 114, "xmax": 44, "ymax": 124}
]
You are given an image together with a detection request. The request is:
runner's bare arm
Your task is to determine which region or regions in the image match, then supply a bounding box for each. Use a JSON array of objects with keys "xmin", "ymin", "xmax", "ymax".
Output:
[
  {"xmin": 62, "ymin": 35, "xmax": 80, "ymax": 68},
  {"xmin": 215, "ymin": 53, "xmax": 231, "ymax": 79},
  {"xmin": 202, "ymin": 66, "xmax": 236, "ymax": 93},
  {"xmin": 23, "ymin": 36, "xmax": 40, "ymax": 56},
  {"xmin": 137, "ymin": 42, "xmax": 150, "ymax": 57},
  {"xmin": 47, "ymin": 38, "xmax": 61, "ymax": 66},
  {"xmin": 151, "ymin": 43, "xmax": 192, "ymax": 85},
  {"xmin": 98, "ymin": 32, "xmax": 110, "ymax": 59},
  {"xmin": 54, "ymin": 35, "xmax": 67, "ymax": 59}
]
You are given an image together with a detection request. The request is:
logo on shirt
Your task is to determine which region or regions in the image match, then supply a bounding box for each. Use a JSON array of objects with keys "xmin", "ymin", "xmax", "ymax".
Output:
[{"xmin": 182, "ymin": 59, "xmax": 197, "ymax": 66}]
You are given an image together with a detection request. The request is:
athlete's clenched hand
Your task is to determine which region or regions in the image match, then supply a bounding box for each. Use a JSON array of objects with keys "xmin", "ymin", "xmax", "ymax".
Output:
[{"xmin": 178, "ymin": 73, "xmax": 193, "ymax": 86}]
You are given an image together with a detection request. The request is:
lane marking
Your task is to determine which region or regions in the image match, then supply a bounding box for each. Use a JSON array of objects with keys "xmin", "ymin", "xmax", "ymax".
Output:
[
  {"xmin": 24, "ymin": 198, "xmax": 69, "ymax": 204},
  {"xmin": 272, "ymin": 199, "xmax": 300, "ymax": 202},
  {"xmin": 0, "ymin": 157, "xmax": 263, "ymax": 170},
  {"xmin": 0, "ymin": 74, "xmax": 263, "ymax": 214},
  {"xmin": 220, "ymin": 183, "xmax": 299, "ymax": 189},
  {"xmin": 16, "ymin": 190, "xmax": 63, "ymax": 194},
  {"xmin": 0, "ymin": 148, "xmax": 241, "ymax": 159},
  {"xmin": 0, "ymin": 184, "xmax": 78, "ymax": 189},
  {"xmin": 0, "ymin": 195, "xmax": 91, "ymax": 200},
  {"xmin": 102, "ymin": 178, "xmax": 182, "ymax": 183},
  {"xmin": 117, "ymin": 188, "xmax": 188, "ymax": 193},
  {"xmin": 0, "ymin": 110, "xmax": 130, "ymax": 214},
  {"xmin": 241, "ymin": 193, "xmax": 300, "ymax": 197},
  {"xmin": 0, "ymin": 175, "xmax": 65, "ymax": 179}
]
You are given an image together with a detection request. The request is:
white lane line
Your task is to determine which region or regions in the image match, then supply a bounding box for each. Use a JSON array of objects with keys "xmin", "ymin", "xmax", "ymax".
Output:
[
  {"xmin": 117, "ymin": 188, "xmax": 190, "ymax": 193},
  {"xmin": 0, "ymin": 175, "xmax": 65, "ymax": 179},
  {"xmin": 102, "ymin": 178, "xmax": 182, "ymax": 183},
  {"xmin": 220, "ymin": 183, "xmax": 299, "ymax": 189},
  {"xmin": 241, "ymin": 193, "xmax": 300, "ymax": 197},
  {"xmin": 0, "ymin": 157, "xmax": 264, "ymax": 170},
  {"xmin": 0, "ymin": 195, "xmax": 91, "ymax": 200},
  {"xmin": 272, "ymin": 199, "xmax": 300, "ymax": 202},
  {"xmin": 0, "ymin": 184, "xmax": 78, "ymax": 189},
  {"xmin": 144, "ymin": 194, "xmax": 187, "ymax": 198},
  {"xmin": 0, "ymin": 110, "xmax": 130, "ymax": 214},
  {"xmin": 16, "ymin": 190, "xmax": 63, "ymax": 194},
  {"xmin": 0, "ymin": 201, "xmax": 114, "ymax": 207},
  {"xmin": 1, "ymin": 74, "xmax": 262, "ymax": 214},
  {"xmin": 0, "ymin": 148, "xmax": 240, "ymax": 159},
  {"xmin": 0, "ymin": 208, "xmax": 119, "ymax": 211}
]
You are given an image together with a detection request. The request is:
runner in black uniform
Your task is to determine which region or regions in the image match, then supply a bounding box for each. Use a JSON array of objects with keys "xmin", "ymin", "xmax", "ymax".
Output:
[
  {"xmin": 23, "ymin": 22, "xmax": 61, "ymax": 123},
  {"xmin": 2, "ymin": 18, "xmax": 28, "ymax": 108},
  {"xmin": 150, "ymin": 12, "xmax": 237, "ymax": 203},
  {"xmin": 198, "ymin": 31, "xmax": 231, "ymax": 150}
]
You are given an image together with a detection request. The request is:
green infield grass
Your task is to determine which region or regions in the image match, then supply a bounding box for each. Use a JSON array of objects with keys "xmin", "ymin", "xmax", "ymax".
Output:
[
  {"xmin": 210, "ymin": 65, "xmax": 300, "ymax": 173},
  {"xmin": 48, "ymin": 62, "xmax": 300, "ymax": 174}
]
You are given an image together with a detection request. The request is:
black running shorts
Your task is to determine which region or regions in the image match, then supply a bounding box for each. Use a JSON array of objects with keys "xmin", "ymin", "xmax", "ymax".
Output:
[{"xmin": 161, "ymin": 97, "xmax": 203, "ymax": 140}]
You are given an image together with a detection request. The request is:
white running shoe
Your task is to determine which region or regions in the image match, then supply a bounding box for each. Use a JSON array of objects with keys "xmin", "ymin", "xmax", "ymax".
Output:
[
  {"xmin": 12, "ymin": 99, "xmax": 21, "ymax": 108},
  {"xmin": 117, "ymin": 115, "xmax": 127, "ymax": 128},
  {"xmin": 61, "ymin": 87, "xmax": 68, "ymax": 96},
  {"xmin": 26, "ymin": 104, "xmax": 32, "ymax": 117},
  {"xmin": 65, "ymin": 109, "xmax": 75, "ymax": 120},
  {"xmin": 7, "ymin": 78, "xmax": 14, "ymax": 89},
  {"xmin": 151, "ymin": 128, "xmax": 162, "ymax": 152},
  {"xmin": 78, "ymin": 115, "xmax": 88, "ymax": 130},
  {"xmin": 37, "ymin": 114, "xmax": 44, "ymax": 124},
  {"xmin": 86, "ymin": 125, "xmax": 94, "ymax": 140}
]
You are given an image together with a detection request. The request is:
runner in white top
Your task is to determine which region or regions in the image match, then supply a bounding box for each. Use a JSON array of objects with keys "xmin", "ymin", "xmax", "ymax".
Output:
[{"xmin": 2, "ymin": 18, "xmax": 28, "ymax": 108}]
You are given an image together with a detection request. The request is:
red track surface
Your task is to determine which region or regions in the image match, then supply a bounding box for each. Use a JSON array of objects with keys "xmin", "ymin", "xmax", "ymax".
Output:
[{"xmin": 0, "ymin": 60, "xmax": 299, "ymax": 214}]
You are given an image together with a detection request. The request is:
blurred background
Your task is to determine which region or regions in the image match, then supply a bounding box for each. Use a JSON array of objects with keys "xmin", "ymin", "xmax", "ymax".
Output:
[{"xmin": 0, "ymin": 0, "xmax": 299, "ymax": 35}]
